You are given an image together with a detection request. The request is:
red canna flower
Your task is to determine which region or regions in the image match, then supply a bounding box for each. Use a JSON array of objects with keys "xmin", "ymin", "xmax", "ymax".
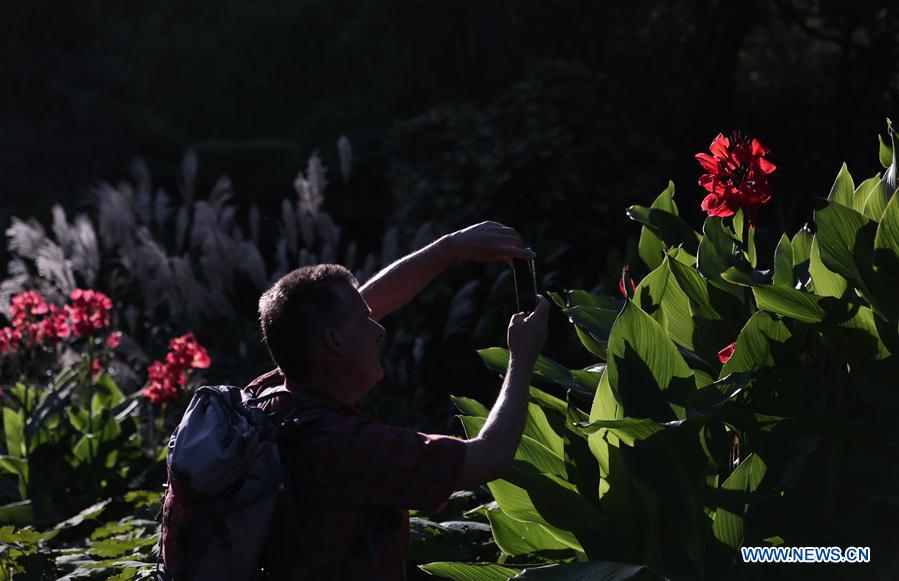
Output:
[
  {"xmin": 106, "ymin": 331, "xmax": 122, "ymax": 349},
  {"xmin": 65, "ymin": 289, "xmax": 113, "ymax": 337},
  {"xmin": 618, "ymin": 266, "xmax": 636, "ymax": 298},
  {"xmin": 0, "ymin": 327, "xmax": 22, "ymax": 356},
  {"xmin": 141, "ymin": 333, "xmax": 211, "ymax": 406},
  {"xmin": 10, "ymin": 291, "xmax": 49, "ymax": 328},
  {"xmin": 696, "ymin": 131, "xmax": 776, "ymax": 223},
  {"xmin": 718, "ymin": 342, "xmax": 736, "ymax": 364},
  {"xmin": 36, "ymin": 305, "xmax": 71, "ymax": 347}
]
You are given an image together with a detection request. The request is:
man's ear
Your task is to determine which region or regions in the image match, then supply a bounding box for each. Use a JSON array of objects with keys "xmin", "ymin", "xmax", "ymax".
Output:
[{"xmin": 321, "ymin": 327, "xmax": 343, "ymax": 355}]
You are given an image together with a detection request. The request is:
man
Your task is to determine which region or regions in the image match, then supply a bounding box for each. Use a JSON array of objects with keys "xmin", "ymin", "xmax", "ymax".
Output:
[{"xmin": 246, "ymin": 221, "xmax": 549, "ymax": 580}]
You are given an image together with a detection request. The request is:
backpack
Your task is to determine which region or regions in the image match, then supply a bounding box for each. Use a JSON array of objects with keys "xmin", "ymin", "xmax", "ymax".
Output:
[{"xmin": 158, "ymin": 385, "xmax": 334, "ymax": 580}]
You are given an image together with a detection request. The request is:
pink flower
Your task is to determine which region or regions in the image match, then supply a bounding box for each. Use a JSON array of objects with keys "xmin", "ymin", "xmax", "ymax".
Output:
[
  {"xmin": 166, "ymin": 333, "xmax": 211, "ymax": 370},
  {"xmin": 0, "ymin": 327, "xmax": 22, "ymax": 356},
  {"xmin": 10, "ymin": 291, "xmax": 49, "ymax": 328},
  {"xmin": 141, "ymin": 333, "xmax": 211, "ymax": 406},
  {"xmin": 36, "ymin": 305, "xmax": 71, "ymax": 347},
  {"xmin": 718, "ymin": 342, "xmax": 736, "ymax": 364},
  {"xmin": 65, "ymin": 289, "xmax": 113, "ymax": 337},
  {"xmin": 696, "ymin": 131, "xmax": 776, "ymax": 223},
  {"xmin": 106, "ymin": 331, "xmax": 122, "ymax": 349}
]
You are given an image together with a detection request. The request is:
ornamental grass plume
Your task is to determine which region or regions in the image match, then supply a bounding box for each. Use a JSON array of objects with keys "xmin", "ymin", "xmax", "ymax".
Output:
[{"xmin": 695, "ymin": 131, "xmax": 776, "ymax": 222}]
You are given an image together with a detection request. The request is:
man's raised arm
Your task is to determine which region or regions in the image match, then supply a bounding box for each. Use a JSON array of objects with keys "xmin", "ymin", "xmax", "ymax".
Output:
[{"xmin": 360, "ymin": 221, "xmax": 534, "ymax": 321}]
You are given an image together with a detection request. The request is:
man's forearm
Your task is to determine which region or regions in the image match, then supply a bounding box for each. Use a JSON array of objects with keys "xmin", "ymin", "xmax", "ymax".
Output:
[
  {"xmin": 475, "ymin": 355, "xmax": 534, "ymax": 471},
  {"xmin": 359, "ymin": 234, "xmax": 456, "ymax": 321}
]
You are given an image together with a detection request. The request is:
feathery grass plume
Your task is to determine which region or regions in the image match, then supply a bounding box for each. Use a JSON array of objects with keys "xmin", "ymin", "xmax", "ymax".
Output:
[
  {"xmin": 281, "ymin": 199, "xmax": 299, "ymax": 257},
  {"xmin": 35, "ymin": 240, "xmax": 76, "ymax": 295},
  {"xmin": 380, "ymin": 226, "xmax": 399, "ymax": 266},
  {"xmin": 191, "ymin": 201, "xmax": 236, "ymax": 296},
  {"xmin": 174, "ymin": 206, "xmax": 189, "ymax": 255},
  {"xmin": 274, "ymin": 238, "xmax": 289, "ymax": 278},
  {"xmin": 169, "ymin": 256, "xmax": 211, "ymax": 326},
  {"xmin": 444, "ymin": 279, "xmax": 480, "ymax": 339},
  {"xmin": 95, "ymin": 183, "xmax": 135, "ymax": 253},
  {"xmin": 130, "ymin": 158, "xmax": 153, "ymax": 225},
  {"xmin": 410, "ymin": 221, "xmax": 435, "ymax": 250},
  {"xmin": 179, "ymin": 150, "xmax": 198, "ymax": 206},
  {"xmin": 344, "ymin": 241, "xmax": 358, "ymax": 270},
  {"xmin": 51, "ymin": 204, "xmax": 72, "ymax": 251},
  {"xmin": 0, "ymin": 259, "xmax": 30, "ymax": 318},
  {"xmin": 153, "ymin": 188, "xmax": 172, "ymax": 230},
  {"xmin": 305, "ymin": 153, "xmax": 327, "ymax": 213},
  {"xmin": 249, "ymin": 204, "xmax": 260, "ymax": 245},
  {"xmin": 296, "ymin": 199, "xmax": 315, "ymax": 248},
  {"xmin": 6, "ymin": 217, "xmax": 47, "ymax": 260},
  {"xmin": 133, "ymin": 227, "xmax": 176, "ymax": 312},
  {"xmin": 209, "ymin": 175, "xmax": 233, "ymax": 214},
  {"xmin": 337, "ymin": 135, "xmax": 352, "ymax": 184},
  {"xmin": 314, "ymin": 213, "xmax": 341, "ymax": 256},
  {"xmin": 298, "ymin": 248, "xmax": 316, "ymax": 267},
  {"xmin": 71, "ymin": 215, "xmax": 100, "ymax": 287},
  {"xmin": 236, "ymin": 240, "xmax": 268, "ymax": 289}
]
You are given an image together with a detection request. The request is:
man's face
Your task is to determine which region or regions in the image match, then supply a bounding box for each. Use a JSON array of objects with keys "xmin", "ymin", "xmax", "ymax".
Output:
[{"xmin": 330, "ymin": 283, "xmax": 386, "ymax": 389}]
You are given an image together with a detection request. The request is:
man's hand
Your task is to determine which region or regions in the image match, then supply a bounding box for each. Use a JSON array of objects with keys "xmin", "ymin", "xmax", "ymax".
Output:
[
  {"xmin": 448, "ymin": 221, "xmax": 536, "ymax": 263},
  {"xmin": 506, "ymin": 295, "xmax": 549, "ymax": 364}
]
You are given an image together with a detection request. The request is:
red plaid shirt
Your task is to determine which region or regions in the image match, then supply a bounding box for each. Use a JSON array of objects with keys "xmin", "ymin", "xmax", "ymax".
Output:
[{"xmin": 249, "ymin": 377, "xmax": 466, "ymax": 580}]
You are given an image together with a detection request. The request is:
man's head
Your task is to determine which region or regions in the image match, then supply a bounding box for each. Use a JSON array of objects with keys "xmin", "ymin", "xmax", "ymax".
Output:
[{"xmin": 258, "ymin": 265, "xmax": 386, "ymax": 393}]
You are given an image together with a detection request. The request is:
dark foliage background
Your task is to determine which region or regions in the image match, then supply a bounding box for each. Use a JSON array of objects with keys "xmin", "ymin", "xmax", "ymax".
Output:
[{"xmin": 2, "ymin": 0, "xmax": 897, "ymax": 428}]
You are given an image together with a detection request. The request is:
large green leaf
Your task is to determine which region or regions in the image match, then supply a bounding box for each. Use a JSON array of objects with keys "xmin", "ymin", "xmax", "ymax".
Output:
[
  {"xmin": 91, "ymin": 374, "xmax": 125, "ymax": 415},
  {"xmin": 0, "ymin": 500, "xmax": 33, "ymax": 526},
  {"xmin": 459, "ymin": 415, "xmax": 567, "ymax": 478},
  {"xmin": 512, "ymin": 561, "xmax": 662, "ymax": 580},
  {"xmin": 752, "ymin": 286, "xmax": 826, "ymax": 323},
  {"xmin": 627, "ymin": 197, "xmax": 700, "ymax": 257},
  {"xmin": 478, "ymin": 348, "xmax": 585, "ymax": 393},
  {"xmin": 697, "ymin": 217, "xmax": 744, "ymax": 301},
  {"xmin": 712, "ymin": 454, "xmax": 768, "ymax": 549},
  {"xmin": 486, "ymin": 507, "xmax": 575, "ymax": 556},
  {"xmin": 853, "ymin": 173, "xmax": 882, "ymax": 213},
  {"xmin": 420, "ymin": 562, "xmax": 522, "ymax": 581},
  {"xmin": 3, "ymin": 408, "xmax": 26, "ymax": 459},
  {"xmin": 606, "ymin": 300, "xmax": 695, "ymax": 420},
  {"xmin": 452, "ymin": 396, "xmax": 490, "ymax": 418},
  {"xmin": 576, "ymin": 417, "xmax": 670, "ymax": 445},
  {"xmin": 633, "ymin": 260, "xmax": 695, "ymax": 351},
  {"xmin": 814, "ymin": 200, "xmax": 877, "ymax": 300},
  {"xmin": 772, "ymin": 234, "xmax": 794, "ymax": 287},
  {"xmin": 827, "ymin": 163, "xmax": 855, "ymax": 207},
  {"xmin": 791, "ymin": 227, "xmax": 813, "ymax": 267},
  {"xmin": 880, "ymin": 134, "xmax": 894, "ymax": 169},
  {"xmin": 562, "ymin": 306, "xmax": 620, "ymax": 360},
  {"xmin": 638, "ymin": 181, "xmax": 677, "ymax": 270},
  {"xmin": 720, "ymin": 311, "xmax": 792, "ymax": 377},
  {"xmin": 873, "ymin": 191, "xmax": 899, "ymax": 324},
  {"xmin": 808, "ymin": 237, "xmax": 848, "ymax": 298},
  {"xmin": 666, "ymin": 259, "xmax": 719, "ymax": 320},
  {"xmin": 864, "ymin": 174, "xmax": 895, "ymax": 222}
]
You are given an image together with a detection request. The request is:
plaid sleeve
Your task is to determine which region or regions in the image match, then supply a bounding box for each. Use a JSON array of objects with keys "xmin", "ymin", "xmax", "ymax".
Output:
[{"xmin": 305, "ymin": 417, "xmax": 467, "ymax": 511}]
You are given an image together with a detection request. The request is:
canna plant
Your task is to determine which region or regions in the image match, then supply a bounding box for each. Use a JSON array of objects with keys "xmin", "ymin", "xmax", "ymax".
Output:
[{"xmin": 423, "ymin": 122, "xmax": 899, "ymax": 580}]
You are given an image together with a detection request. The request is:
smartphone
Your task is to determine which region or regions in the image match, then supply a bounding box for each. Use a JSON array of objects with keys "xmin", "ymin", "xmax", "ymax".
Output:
[{"xmin": 511, "ymin": 256, "xmax": 537, "ymax": 313}]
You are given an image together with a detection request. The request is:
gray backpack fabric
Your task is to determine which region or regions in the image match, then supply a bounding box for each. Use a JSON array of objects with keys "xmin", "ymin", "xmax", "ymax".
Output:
[{"xmin": 159, "ymin": 385, "xmax": 333, "ymax": 580}]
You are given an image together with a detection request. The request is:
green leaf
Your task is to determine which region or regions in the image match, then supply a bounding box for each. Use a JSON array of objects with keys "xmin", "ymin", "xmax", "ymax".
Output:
[
  {"xmin": 512, "ymin": 561, "xmax": 662, "ymax": 580},
  {"xmin": 486, "ymin": 507, "xmax": 574, "ymax": 556},
  {"xmin": 633, "ymin": 259, "xmax": 695, "ymax": 351},
  {"xmin": 3, "ymin": 408, "xmax": 26, "ymax": 459},
  {"xmin": 627, "ymin": 195, "xmax": 701, "ymax": 257},
  {"xmin": 813, "ymin": 200, "xmax": 877, "ymax": 300},
  {"xmin": 459, "ymin": 415, "xmax": 567, "ymax": 478},
  {"xmin": 853, "ymin": 173, "xmax": 882, "ymax": 213},
  {"xmin": 864, "ymin": 174, "xmax": 895, "ymax": 222},
  {"xmin": 712, "ymin": 454, "xmax": 767, "ymax": 548},
  {"xmin": 576, "ymin": 417, "xmax": 670, "ymax": 445},
  {"xmin": 92, "ymin": 374, "xmax": 125, "ymax": 415},
  {"xmin": 880, "ymin": 134, "xmax": 894, "ymax": 169},
  {"xmin": 808, "ymin": 237, "xmax": 848, "ymax": 298},
  {"xmin": 827, "ymin": 163, "xmax": 855, "ymax": 207},
  {"xmin": 478, "ymin": 348, "xmax": 584, "ymax": 392},
  {"xmin": 873, "ymin": 190, "xmax": 899, "ymax": 323},
  {"xmin": 791, "ymin": 227, "xmax": 813, "ymax": 267},
  {"xmin": 773, "ymin": 234, "xmax": 794, "ymax": 287},
  {"xmin": 752, "ymin": 286, "xmax": 827, "ymax": 323},
  {"xmin": 0, "ymin": 500, "xmax": 33, "ymax": 526},
  {"xmin": 68, "ymin": 407, "xmax": 91, "ymax": 433},
  {"xmin": 419, "ymin": 562, "xmax": 522, "ymax": 581},
  {"xmin": 606, "ymin": 300, "xmax": 694, "ymax": 420},
  {"xmin": 637, "ymin": 182, "xmax": 678, "ymax": 270},
  {"xmin": 452, "ymin": 396, "xmax": 490, "ymax": 418},
  {"xmin": 721, "ymin": 312, "xmax": 792, "ymax": 376}
]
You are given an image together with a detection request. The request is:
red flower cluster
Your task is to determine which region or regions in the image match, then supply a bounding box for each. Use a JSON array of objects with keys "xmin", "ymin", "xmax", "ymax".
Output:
[
  {"xmin": 141, "ymin": 333, "xmax": 211, "ymax": 405},
  {"xmin": 695, "ymin": 131, "xmax": 776, "ymax": 222},
  {"xmin": 0, "ymin": 289, "xmax": 118, "ymax": 357},
  {"xmin": 65, "ymin": 289, "xmax": 113, "ymax": 337}
]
